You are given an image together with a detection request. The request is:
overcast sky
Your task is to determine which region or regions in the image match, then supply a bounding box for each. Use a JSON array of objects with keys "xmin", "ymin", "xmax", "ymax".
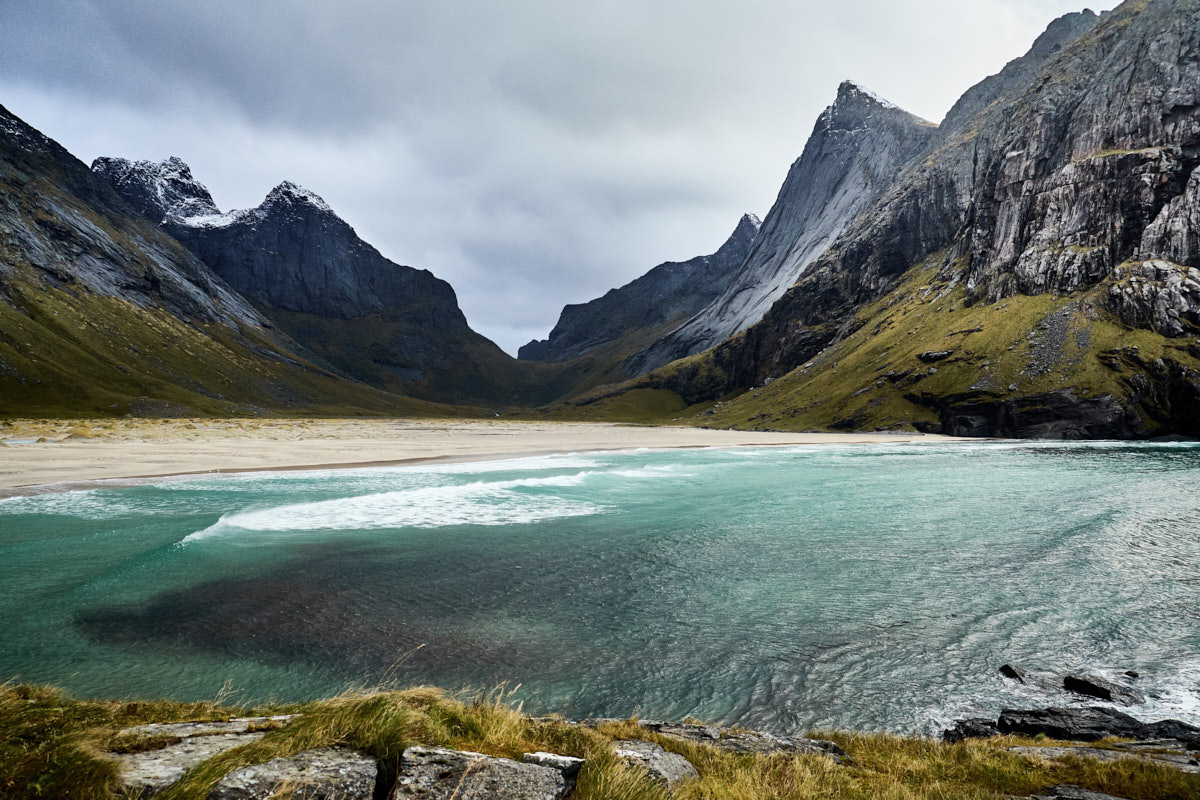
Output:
[{"xmin": 2, "ymin": 0, "xmax": 1102, "ymax": 354}]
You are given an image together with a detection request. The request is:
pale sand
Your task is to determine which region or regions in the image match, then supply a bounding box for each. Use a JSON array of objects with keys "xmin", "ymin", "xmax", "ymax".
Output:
[{"xmin": 0, "ymin": 418, "xmax": 962, "ymax": 494}]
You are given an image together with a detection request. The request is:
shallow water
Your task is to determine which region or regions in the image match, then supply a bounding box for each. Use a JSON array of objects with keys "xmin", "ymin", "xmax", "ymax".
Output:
[{"xmin": 3, "ymin": 441, "xmax": 1199, "ymax": 735}]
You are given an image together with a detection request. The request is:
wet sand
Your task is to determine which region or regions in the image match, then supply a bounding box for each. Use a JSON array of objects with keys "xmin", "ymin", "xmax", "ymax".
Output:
[{"xmin": 0, "ymin": 418, "xmax": 959, "ymax": 494}]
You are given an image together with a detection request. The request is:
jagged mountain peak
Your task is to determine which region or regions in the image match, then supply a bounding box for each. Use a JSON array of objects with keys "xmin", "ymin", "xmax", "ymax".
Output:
[
  {"xmin": 820, "ymin": 80, "xmax": 933, "ymax": 131},
  {"xmin": 262, "ymin": 180, "xmax": 335, "ymax": 214},
  {"xmin": 90, "ymin": 155, "xmax": 220, "ymax": 222}
]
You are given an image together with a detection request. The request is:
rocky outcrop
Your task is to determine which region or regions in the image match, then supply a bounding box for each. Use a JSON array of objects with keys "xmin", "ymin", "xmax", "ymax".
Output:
[
  {"xmin": 613, "ymin": 740, "xmax": 699, "ymax": 789},
  {"xmin": 1011, "ymin": 744, "xmax": 1199, "ymax": 774},
  {"xmin": 1032, "ymin": 786, "xmax": 1133, "ymax": 800},
  {"xmin": 104, "ymin": 716, "xmax": 298, "ymax": 796},
  {"xmin": 630, "ymin": 82, "xmax": 937, "ymax": 374},
  {"xmin": 1107, "ymin": 260, "xmax": 1200, "ymax": 337},
  {"xmin": 209, "ymin": 748, "xmax": 378, "ymax": 800},
  {"xmin": 91, "ymin": 156, "xmax": 220, "ymax": 223},
  {"xmin": 1063, "ymin": 674, "xmax": 1146, "ymax": 707},
  {"xmin": 521, "ymin": 213, "xmax": 760, "ymax": 366},
  {"xmin": 945, "ymin": 706, "xmax": 1200, "ymax": 748},
  {"xmin": 392, "ymin": 746, "xmax": 574, "ymax": 800},
  {"xmin": 637, "ymin": 720, "xmax": 848, "ymax": 763}
]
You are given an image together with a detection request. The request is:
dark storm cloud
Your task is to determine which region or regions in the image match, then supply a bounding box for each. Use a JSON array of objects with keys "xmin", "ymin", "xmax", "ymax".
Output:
[{"xmin": 1, "ymin": 0, "xmax": 1100, "ymax": 353}]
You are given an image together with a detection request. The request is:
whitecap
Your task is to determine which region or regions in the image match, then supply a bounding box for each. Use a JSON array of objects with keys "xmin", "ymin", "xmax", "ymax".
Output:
[{"xmin": 182, "ymin": 472, "xmax": 604, "ymax": 542}]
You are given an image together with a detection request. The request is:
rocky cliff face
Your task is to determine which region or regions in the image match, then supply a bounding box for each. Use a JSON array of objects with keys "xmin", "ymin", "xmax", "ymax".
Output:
[
  {"xmin": 627, "ymin": 82, "xmax": 938, "ymax": 375},
  {"xmin": 587, "ymin": 0, "xmax": 1200, "ymax": 438},
  {"xmin": 519, "ymin": 213, "xmax": 760, "ymax": 364},
  {"xmin": 0, "ymin": 105, "xmax": 410, "ymax": 416},
  {"xmin": 93, "ymin": 158, "xmax": 542, "ymax": 405}
]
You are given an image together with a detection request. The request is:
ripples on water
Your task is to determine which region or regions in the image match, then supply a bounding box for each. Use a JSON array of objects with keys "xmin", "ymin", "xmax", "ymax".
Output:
[{"xmin": 2, "ymin": 441, "xmax": 1199, "ymax": 735}]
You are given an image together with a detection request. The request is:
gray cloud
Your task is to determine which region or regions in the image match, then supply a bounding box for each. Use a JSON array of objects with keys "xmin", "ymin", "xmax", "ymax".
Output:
[{"xmin": 2, "ymin": 0, "xmax": 1101, "ymax": 353}]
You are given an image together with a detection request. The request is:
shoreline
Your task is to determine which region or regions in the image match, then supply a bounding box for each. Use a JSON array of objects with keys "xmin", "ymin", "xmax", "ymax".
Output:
[{"xmin": 0, "ymin": 418, "xmax": 966, "ymax": 497}]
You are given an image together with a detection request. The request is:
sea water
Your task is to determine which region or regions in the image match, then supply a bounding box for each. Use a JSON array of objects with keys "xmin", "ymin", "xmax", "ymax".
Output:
[{"xmin": 2, "ymin": 440, "xmax": 1199, "ymax": 736}]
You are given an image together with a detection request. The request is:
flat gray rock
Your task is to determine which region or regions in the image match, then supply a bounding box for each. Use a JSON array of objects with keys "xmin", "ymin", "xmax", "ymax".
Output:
[
  {"xmin": 521, "ymin": 751, "xmax": 584, "ymax": 780},
  {"xmin": 208, "ymin": 747, "xmax": 377, "ymax": 799},
  {"xmin": 392, "ymin": 746, "xmax": 570, "ymax": 800},
  {"xmin": 1011, "ymin": 745, "xmax": 1199, "ymax": 774},
  {"xmin": 111, "ymin": 732, "xmax": 269, "ymax": 796},
  {"xmin": 106, "ymin": 716, "xmax": 298, "ymax": 796},
  {"xmin": 119, "ymin": 715, "xmax": 299, "ymax": 739},
  {"xmin": 1031, "ymin": 785, "xmax": 1132, "ymax": 800},
  {"xmin": 613, "ymin": 739, "xmax": 699, "ymax": 789},
  {"xmin": 640, "ymin": 720, "xmax": 849, "ymax": 763}
]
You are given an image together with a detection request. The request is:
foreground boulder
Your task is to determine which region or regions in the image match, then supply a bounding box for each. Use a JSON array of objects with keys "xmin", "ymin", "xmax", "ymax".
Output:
[
  {"xmin": 392, "ymin": 746, "xmax": 573, "ymax": 800},
  {"xmin": 613, "ymin": 740, "xmax": 699, "ymax": 789},
  {"xmin": 104, "ymin": 716, "xmax": 297, "ymax": 796},
  {"xmin": 208, "ymin": 748, "xmax": 377, "ymax": 799}
]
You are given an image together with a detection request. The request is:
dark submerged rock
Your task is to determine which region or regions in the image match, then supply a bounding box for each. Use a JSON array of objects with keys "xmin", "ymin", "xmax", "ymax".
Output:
[{"xmin": 1063, "ymin": 674, "xmax": 1146, "ymax": 706}]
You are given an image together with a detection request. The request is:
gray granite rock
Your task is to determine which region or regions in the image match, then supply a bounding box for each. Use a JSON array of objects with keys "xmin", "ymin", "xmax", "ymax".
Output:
[
  {"xmin": 613, "ymin": 739, "xmax": 699, "ymax": 789},
  {"xmin": 639, "ymin": 720, "xmax": 848, "ymax": 763},
  {"xmin": 1031, "ymin": 785, "xmax": 1133, "ymax": 800},
  {"xmin": 1011, "ymin": 745, "xmax": 1199, "ymax": 774},
  {"xmin": 208, "ymin": 747, "xmax": 377, "ymax": 799},
  {"xmin": 521, "ymin": 751, "xmax": 584, "ymax": 781},
  {"xmin": 392, "ymin": 746, "xmax": 570, "ymax": 800},
  {"xmin": 106, "ymin": 716, "xmax": 298, "ymax": 796}
]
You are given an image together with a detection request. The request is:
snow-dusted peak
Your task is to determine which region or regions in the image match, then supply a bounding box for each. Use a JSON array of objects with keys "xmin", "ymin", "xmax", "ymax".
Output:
[
  {"xmin": 741, "ymin": 212, "xmax": 763, "ymax": 229},
  {"xmin": 91, "ymin": 156, "xmax": 220, "ymax": 222},
  {"xmin": 262, "ymin": 180, "xmax": 335, "ymax": 214},
  {"xmin": 836, "ymin": 80, "xmax": 901, "ymax": 110}
]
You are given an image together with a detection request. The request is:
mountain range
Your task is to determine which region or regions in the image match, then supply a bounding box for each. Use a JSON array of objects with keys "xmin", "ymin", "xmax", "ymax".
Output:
[{"xmin": 2, "ymin": 0, "xmax": 1197, "ymax": 437}]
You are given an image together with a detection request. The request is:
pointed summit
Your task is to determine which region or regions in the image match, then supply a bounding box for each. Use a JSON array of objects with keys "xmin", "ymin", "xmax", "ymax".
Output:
[{"xmin": 262, "ymin": 180, "xmax": 334, "ymax": 214}]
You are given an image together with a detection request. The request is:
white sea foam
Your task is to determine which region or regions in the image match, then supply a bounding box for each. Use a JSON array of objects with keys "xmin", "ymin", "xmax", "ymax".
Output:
[
  {"xmin": 182, "ymin": 472, "xmax": 604, "ymax": 542},
  {"xmin": 0, "ymin": 490, "xmax": 135, "ymax": 518}
]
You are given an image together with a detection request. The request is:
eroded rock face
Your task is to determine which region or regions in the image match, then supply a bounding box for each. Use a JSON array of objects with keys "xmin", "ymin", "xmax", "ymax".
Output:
[
  {"xmin": 613, "ymin": 739, "xmax": 699, "ymax": 789},
  {"xmin": 208, "ymin": 747, "xmax": 377, "ymax": 800},
  {"xmin": 1108, "ymin": 260, "xmax": 1200, "ymax": 337},
  {"xmin": 391, "ymin": 746, "xmax": 572, "ymax": 800}
]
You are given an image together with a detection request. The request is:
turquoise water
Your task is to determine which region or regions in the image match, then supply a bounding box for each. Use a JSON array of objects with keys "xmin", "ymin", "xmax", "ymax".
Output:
[{"xmin": 2, "ymin": 441, "xmax": 1200, "ymax": 735}]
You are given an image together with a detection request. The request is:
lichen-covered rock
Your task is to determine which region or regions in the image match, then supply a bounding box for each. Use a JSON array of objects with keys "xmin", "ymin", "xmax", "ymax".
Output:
[
  {"xmin": 639, "ymin": 720, "xmax": 848, "ymax": 763},
  {"xmin": 613, "ymin": 739, "xmax": 699, "ymax": 788},
  {"xmin": 391, "ymin": 746, "xmax": 570, "ymax": 800},
  {"xmin": 208, "ymin": 747, "xmax": 377, "ymax": 800},
  {"xmin": 1032, "ymin": 784, "xmax": 1134, "ymax": 800},
  {"xmin": 105, "ymin": 716, "xmax": 297, "ymax": 797},
  {"xmin": 1011, "ymin": 744, "xmax": 1199, "ymax": 774}
]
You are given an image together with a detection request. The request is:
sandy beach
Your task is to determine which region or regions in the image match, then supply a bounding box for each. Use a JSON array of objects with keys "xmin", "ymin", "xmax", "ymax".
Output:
[{"xmin": 0, "ymin": 418, "xmax": 959, "ymax": 494}]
